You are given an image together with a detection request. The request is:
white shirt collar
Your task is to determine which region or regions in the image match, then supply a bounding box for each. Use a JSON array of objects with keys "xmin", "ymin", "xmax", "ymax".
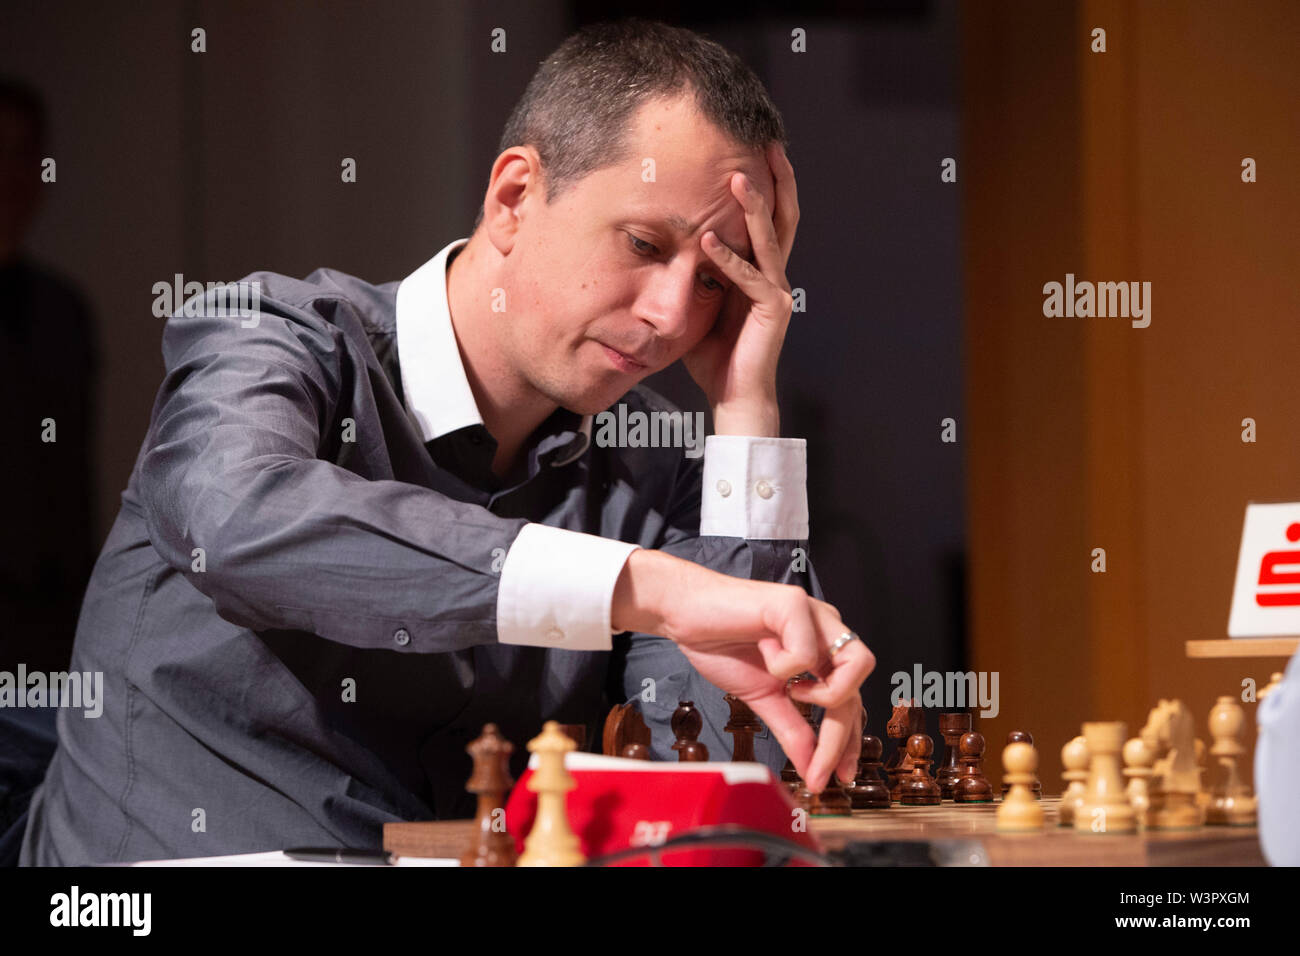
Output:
[
  {"xmin": 395, "ymin": 237, "xmax": 480, "ymax": 442},
  {"xmin": 395, "ymin": 237, "xmax": 592, "ymax": 465}
]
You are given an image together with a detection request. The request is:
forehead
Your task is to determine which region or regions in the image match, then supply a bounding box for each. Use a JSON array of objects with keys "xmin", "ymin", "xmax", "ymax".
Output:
[{"xmin": 590, "ymin": 94, "xmax": 776, "ymax": 259}]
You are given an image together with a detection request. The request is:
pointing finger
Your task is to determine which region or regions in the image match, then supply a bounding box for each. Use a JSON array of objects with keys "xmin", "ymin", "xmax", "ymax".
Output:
[
  {"xmin": 729, "ymin": 172, "xmax": 788, "ymax": 293},
  {"xmin": 744, "ymin": 691, "xmax": 816, "ymax": 780}
]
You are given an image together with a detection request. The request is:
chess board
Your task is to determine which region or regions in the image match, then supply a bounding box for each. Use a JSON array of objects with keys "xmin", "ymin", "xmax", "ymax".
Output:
[
  {"xmin": 806, "ymin": 796, "xmax": 1265, "ymax": 865},
  {"xmin": 382, "ymin": 795, "xmax": 1267, "ymax": 865}
]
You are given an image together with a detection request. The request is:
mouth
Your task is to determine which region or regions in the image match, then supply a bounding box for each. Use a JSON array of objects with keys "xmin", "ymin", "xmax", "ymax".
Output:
[{"xmin": 598, "ymin": 342, "xmax": 649, "ymax": 374}]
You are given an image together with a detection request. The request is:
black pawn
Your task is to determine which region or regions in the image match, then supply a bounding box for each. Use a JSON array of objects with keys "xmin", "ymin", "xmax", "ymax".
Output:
[
  {"xmin": 952, "ymin": 731, "xmax": 994, "ymax": 803},
  {"xmin": 671, "ymin": 701, "xmax": 709, "ymax": 761},
  {"xmin": 850, "ymin": 733, "xmax": 892, "ymax": 809},
  {"xmin": 899, "ymin": 734, "xmax": 942, "ymax": 806}
]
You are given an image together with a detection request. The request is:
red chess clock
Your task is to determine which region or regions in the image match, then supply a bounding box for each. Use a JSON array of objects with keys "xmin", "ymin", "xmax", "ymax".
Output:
[{"xmin": 504, "ymin": 753, "xmax": 824, "ymax": 866}]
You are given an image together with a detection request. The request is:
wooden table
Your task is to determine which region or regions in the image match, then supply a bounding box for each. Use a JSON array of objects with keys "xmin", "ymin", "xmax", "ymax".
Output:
[{"xmin": 383, "ymin": 796, "xmax": 1266, "ymax": 866}]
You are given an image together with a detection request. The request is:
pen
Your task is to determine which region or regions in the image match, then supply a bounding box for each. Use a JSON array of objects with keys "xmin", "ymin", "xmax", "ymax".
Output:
[{"xmin": 283, "ymin": 847, "xmax": 394, "ymax": 865}]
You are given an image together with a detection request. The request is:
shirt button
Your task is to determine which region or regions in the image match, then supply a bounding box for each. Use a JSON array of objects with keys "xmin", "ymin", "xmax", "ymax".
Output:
[
  {"xmin": 545, "ymin": 626, "xmax": 564, "ymax": 642},
  {"xmin": 393, "ymin": 628, "xmax": 411, "ymax": 646},
  {"xmin": 716, "ymin": 479, "xmax": 732, "ymax": 498},
  {"xmin": 755, "ymin": 479, "xmax": 774, "ymax": 499}
]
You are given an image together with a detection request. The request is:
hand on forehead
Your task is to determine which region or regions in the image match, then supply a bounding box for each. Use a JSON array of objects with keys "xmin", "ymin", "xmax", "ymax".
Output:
[
  {"xmin": 734, "ymin": 151, "xmax": 778, "ymax": 209},
  {"xmin": 716, "ymin": 153, "xmax": 777, "ymax": 262}
]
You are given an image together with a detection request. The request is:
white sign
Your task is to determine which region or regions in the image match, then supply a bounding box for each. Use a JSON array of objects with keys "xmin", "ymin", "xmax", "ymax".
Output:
[{"xmin": 1227, "ymin": 503, "xmax": 1300, "ymax": 637}]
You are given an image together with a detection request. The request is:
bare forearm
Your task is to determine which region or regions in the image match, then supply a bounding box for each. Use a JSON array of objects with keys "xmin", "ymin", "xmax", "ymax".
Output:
[{"xmin": 711, "ymin": 397, "xmax": 780, "ymax": 438}]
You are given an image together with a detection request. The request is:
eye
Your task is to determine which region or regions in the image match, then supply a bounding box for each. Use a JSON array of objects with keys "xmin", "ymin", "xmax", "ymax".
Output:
[
  {"xmin": 699, "ymin": 273, "xmax": 724, "ymax": 294},
  {"xmin": 625, "ymin": 232, "xmax": 659, "ymax": 256}
]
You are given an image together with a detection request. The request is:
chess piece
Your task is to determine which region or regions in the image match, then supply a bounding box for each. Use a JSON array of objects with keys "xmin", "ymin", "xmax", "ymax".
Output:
[
  {"xmin": 1193, "ymin": 737, "xmax": 1210, "ymax": 809},
  {"xmin": 670, "ymin": 701, "xmax": 709, "ymax": 762},
  {"xmin": 621, "ymin": 743, "xmax": 650, "ymax": 760},
  {"xmin": 899, "ymin": 734, "xmax": 942, "ymax": 806},
  {"xmin": 1206, "ymin": 695, "xmax": 1257, "ymax": 825},
  {"xmin": 883, "ymin": 702, "xmax": 908, "ymax": 790},
  {"xmin": 1141, "ymin": 699, "xmax": 1205, "ymax": 829},
  {"xmin": 887, "ymin": 701, "xmax": 926, "ymax": 799},
  {"xmin": 782, "ymin": 675, "xmax": 817, "ymax": 791},
  {"xmin": 996, "ymin": 741, "xmax": 1044, "ymax": 831},
  {"xmin": 724, "ymin": 694, "xmax": 763, "ymax": 762},
  {"xmin": 794, "ymin": 776, "xmax": 853, "ymax": 816},
  {"xmin": 780, "ymin": 758, "xmax": 801, "ymax": 793},
  {"xmin": 1058, "ymin": 735, "xmax": 1089, "ymax": 827},
  {"xmin": 850, "ymin": 731, "xmax": 892, "ymax": 809},
  {"xmin": 792, "ymin": 685, "xmax": 852, "ymax": 815},
  {"xmin": 1075, "ymin": 721, "xmax": 1137, "ymax": 834},
  {"xmin": 602, "ymin": 701, "xmax": 651, "ymax": 757},
  {"xmin": 1001, "ymin": 730, "xmax": 1041, "ymax": 799},
  {"xmin": 937, "ymin": 713, "xmax": 972, "ymax": 799},
  {"xmin": 1122, "ymin": 735, "xmax": 1154, "ymax": 827},
  {"xmin": 952, "ymin": 731, "xmax": 994, "ymax": 803},
  {"xmin": 460, "ymin": 724, "xmax": 518, "ymax": 867},
  {"xmin": 517, "ymin": 721, "xmax": 585, "ymax": 867}
]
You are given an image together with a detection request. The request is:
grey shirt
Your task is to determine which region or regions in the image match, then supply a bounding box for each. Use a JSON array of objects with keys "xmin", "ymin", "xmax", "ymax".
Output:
[{"xmin": 20, "ymin": 261, "xmax": 818, "ymax": 865}]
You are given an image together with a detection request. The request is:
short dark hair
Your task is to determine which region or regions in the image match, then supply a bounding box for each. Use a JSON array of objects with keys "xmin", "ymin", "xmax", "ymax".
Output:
[{"xmin": 475, "ymin": 18, "xmax": 787, "ymax": 229}]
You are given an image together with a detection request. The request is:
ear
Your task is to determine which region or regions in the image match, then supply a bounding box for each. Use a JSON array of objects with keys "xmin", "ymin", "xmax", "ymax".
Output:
[{"xmin": 480, "ymin": 146, "xmax": 544, "ymax": 256}]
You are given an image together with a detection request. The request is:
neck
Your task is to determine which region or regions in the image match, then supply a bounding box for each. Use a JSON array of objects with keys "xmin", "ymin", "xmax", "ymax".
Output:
[{"xmin": 445, "ymin": 232, "xmax": 557, "ymax": 476}]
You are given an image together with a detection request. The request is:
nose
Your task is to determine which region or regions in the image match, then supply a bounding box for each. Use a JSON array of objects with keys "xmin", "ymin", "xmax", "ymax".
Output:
[{"xmin": 632, "ymin": 258, "xmax": 697, "ymax": 341}]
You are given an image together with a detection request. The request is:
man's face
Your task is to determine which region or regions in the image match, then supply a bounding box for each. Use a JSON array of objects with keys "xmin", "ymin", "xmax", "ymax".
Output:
[{"xmin": 497, "ymin": 93, "xmax": 777, "ymax": 415}]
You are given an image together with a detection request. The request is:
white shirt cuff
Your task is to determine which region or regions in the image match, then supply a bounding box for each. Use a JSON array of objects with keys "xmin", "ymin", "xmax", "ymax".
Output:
[
  {"xmin": 496, "ymin": 523, "xmax": 641, "ymax": 651},
  {"xmin": 699, "ymin": 435, "xmax": 809, "ymax": 539}
]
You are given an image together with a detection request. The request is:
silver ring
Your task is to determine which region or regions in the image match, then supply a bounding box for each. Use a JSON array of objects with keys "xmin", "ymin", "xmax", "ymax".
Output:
[{"xmin": 829, "ymin": 631, "xmax": 859, "ymax": 657}]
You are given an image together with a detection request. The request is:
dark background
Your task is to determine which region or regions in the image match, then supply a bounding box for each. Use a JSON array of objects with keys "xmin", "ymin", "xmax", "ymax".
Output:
[{"xmin": 0, "ymin": 0, "xmax": 967, "ymax": 743}]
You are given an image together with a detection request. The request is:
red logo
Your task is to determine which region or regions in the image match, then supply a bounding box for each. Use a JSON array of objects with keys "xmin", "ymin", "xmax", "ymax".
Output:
[{"xmin": 1255, "ymin": 522, "xmax": 1300, "ymax": 606}]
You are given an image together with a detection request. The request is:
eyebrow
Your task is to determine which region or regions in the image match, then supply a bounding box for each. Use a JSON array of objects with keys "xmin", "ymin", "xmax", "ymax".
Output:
[{"xmin": 654, "ymin": 212, "xmax": 753, "ymax": 263}]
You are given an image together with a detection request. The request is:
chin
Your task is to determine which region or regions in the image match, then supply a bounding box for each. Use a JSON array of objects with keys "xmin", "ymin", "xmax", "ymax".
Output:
[
  {"xmin": 549, "ymin": 379, "xmax": 637, "ymax": 417},
  {"xmin": 562, "ymin": 392, "xmax": 625, "ymax": 417}
]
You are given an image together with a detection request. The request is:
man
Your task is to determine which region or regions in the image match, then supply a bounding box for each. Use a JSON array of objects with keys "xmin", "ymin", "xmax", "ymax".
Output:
[{"xmin": 20, "ymin": 19, "xmax": 872, "ymax": 865}]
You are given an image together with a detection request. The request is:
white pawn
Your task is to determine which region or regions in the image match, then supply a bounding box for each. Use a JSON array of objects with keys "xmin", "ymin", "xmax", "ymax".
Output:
[
  {"xmin": 997, "ymin": 742, "xmax": 1044, "ymax": 831},
  {"xmin": 1207, "ymin": 695, "xmax": 1257, "ymax": 825},
  {"xmin": 1123, "ymin": 735, "xmax": 1154, "ymax": 827},
  {"xmin": 1059, "ymin": 736, "xmax": 1089, "ymax": 827}
]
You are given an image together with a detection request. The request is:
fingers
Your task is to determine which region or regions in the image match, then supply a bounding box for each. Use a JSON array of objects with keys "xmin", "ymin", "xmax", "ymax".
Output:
[
  {"xmin": 789, "ymin": 639, "xmax": 875, "ymax": 710},
  {"xmin": 836, "ymin": 702, "xmax": 866, "ymax": 786},
  {"xmin": 744, "ymin": 690, "xmax": 816, "ymax": 781},
  {"xmin": 801, "ymin": 698, "xmax": 862, "ymax": 793},
  {"xmin": 758, "ymin": 590, "xmax": 867, "ymax": 793},
  {"xmin": 701, "ymin": 231, "xmax": 792, "ymax": 327},
  {"xmin": 767, "ymin": 142, "xmax": 800, "ymax": 267},
  {"xmin": 753, "ymin": 591, "xmax": 820, "ymax": 682},
  {"xmin": 729, "ymin": 172, "xmax": 788, "ymax": 292}
]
